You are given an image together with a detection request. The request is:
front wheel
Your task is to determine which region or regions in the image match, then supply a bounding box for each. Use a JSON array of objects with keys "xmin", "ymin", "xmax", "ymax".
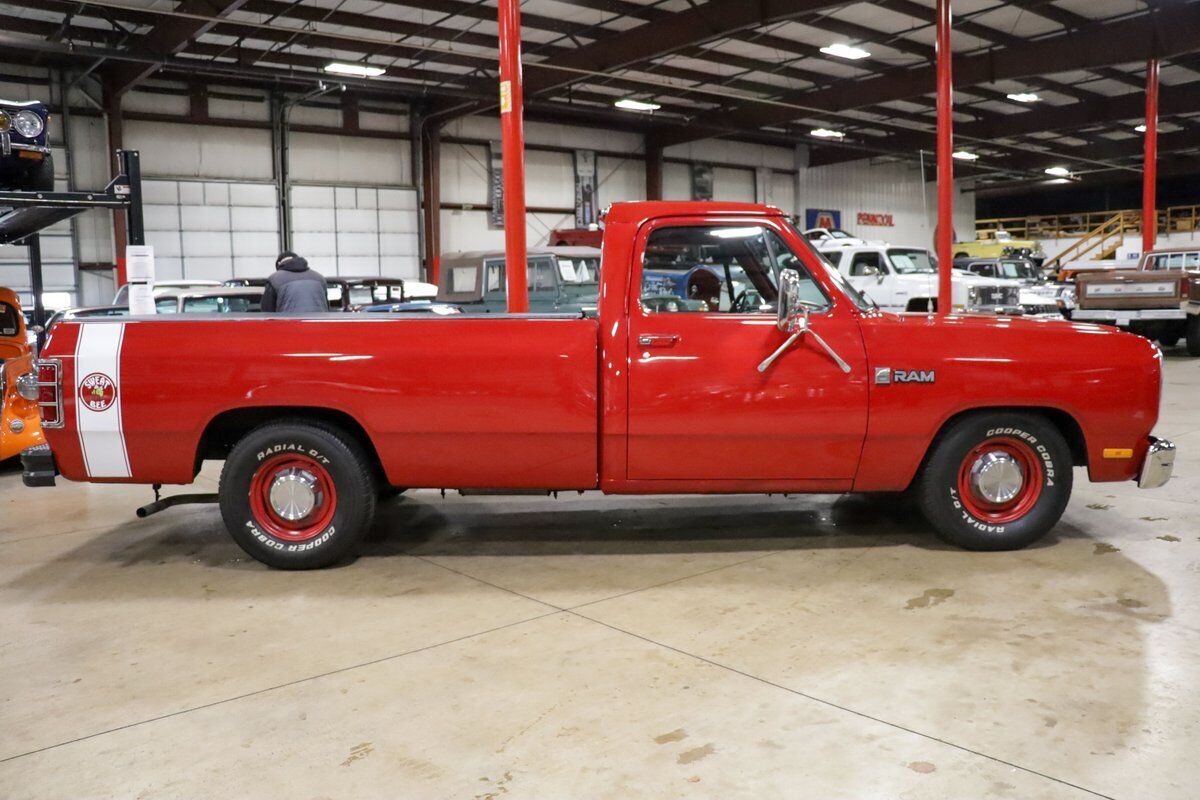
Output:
[
  {"xmin": 916, "ymin": 412, "xmax": 1072, "ymax": 550},
  {"xmin": 219, "ymin": 419, "xmax": 377, "ymax": 569}
]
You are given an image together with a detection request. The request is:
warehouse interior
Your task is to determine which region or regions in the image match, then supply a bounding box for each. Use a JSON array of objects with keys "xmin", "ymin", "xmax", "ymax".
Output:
[{"xmin": 1, "ymin": 0, "xmax": 1198, "ymax": 797}]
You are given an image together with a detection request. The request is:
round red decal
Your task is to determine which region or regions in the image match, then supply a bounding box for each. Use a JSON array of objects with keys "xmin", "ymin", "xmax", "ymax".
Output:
[{"xmin": 79, "ymin": 372, "xmax": 117, "ymax": 412}]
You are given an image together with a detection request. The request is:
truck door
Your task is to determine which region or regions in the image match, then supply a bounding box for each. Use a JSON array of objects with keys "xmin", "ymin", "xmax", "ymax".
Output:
[{"xmin": 626, "ymin": 219, "xmax": 869, "ymax": 483}]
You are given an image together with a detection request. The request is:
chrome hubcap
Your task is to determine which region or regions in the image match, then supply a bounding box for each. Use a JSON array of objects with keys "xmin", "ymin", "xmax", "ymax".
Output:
[
  {"xmin": 969, "ymin": 451, "xmax": 1024, "ymax": 504},
  {"xmin": 268, "ymin": 468, "xmax": 320, "ymax": 521}
]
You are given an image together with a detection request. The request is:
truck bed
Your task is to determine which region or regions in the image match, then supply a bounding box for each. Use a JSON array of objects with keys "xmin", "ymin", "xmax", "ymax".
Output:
[{"xmin": 43, "ymin": 314, "xmax": 600, "ymax": 488}]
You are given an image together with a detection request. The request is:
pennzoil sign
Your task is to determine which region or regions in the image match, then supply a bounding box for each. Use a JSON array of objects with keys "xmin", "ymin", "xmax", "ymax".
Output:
[{"xmin": 857, "ymin": 212, "xmax": 894, "ymax": 227}]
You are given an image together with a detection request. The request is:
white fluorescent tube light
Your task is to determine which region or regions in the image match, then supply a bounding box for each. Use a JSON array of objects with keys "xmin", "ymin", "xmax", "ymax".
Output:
[
  {"xmin": 1006, "ymin": 92, "xmax": 1040, "ymax": 103},
  {"xmin": 810, "ymin": 128, "xmax": 844, "ymax": 139},
  {"xmin": 820, "ymin": 43, "xmax": 871, "ymax": 60},
  {"xmin": 1135, "ymin": 124, "xmax": 1147, "ymax": 132},
  {"xmin": 614, "ymin": 98, "xmax": 661, "ymax": 111},
  {"xmin": 1044, "ymin": 166, "xmax": 1071, "ymax": 177},
  {"xmin": 952, "ymin": 151, "xmax": 979, "ymax": 161},
  {"xmin": 325, "ymin": 62, "xmax": 385, "ymax": 77}
]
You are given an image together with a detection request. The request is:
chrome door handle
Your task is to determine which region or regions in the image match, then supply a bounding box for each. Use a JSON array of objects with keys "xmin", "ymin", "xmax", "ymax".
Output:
[{"xmin": 638, "ymin": 334, "xmax": 680, "ymax": 347}]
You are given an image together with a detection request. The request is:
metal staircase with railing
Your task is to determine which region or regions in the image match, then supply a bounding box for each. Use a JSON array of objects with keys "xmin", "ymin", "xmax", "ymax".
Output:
[{"xmin": 1042, "ymin": 211, "xmax": 1141, "ymax": 273}]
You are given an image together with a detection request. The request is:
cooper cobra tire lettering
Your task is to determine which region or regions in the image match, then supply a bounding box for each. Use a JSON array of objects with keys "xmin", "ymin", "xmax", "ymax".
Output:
[
  {"xmin": 919, "ymin": 413, "xmax": 1073, "ymax": 551},
  {"xmin": 222, "ymin": 420, "xmax": 377, "ymax": 569}
]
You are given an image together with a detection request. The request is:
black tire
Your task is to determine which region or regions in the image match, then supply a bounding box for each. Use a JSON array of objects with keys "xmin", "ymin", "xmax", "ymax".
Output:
[
  {"xmin": 218, "ymin": 419, "xmax": 377, "ymax": 569},
  {"xmin": 1158, "ymin": 334, "xmax": 1180, "ymax": 348},
  {"xmin": 1187, "ymin": 314, "xmax": 1200, "ymax": 357},
  {"xmin": 378, "ymin": 486, "xmax": 408, "ymax": 499},
  {"xmin": 916, "ymin": 412, "xmax": 1072, "ymax": 551}
]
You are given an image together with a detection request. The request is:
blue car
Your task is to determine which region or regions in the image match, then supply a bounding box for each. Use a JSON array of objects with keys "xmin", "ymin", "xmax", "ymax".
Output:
[{"xmin": 0, "ymin": 100, "xmax": 53, "ymax": 191}]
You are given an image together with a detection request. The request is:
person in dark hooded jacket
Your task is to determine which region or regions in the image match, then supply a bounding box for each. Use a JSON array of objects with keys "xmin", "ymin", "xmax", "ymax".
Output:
[{"xmin": 261, "ymin": 251, "xmax": 328, "ymax": 313}]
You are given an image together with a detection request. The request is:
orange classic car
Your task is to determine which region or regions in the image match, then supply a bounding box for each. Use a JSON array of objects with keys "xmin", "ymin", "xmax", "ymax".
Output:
[{"xmin": 1, "ymin": 288, "xmax": 44, "ymax": 461}]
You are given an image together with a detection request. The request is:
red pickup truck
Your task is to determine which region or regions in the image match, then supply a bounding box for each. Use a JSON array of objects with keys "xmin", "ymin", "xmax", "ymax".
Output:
[{"xmin": 24, "ymin": 202, "xmax": 1175, "ymax": 569}]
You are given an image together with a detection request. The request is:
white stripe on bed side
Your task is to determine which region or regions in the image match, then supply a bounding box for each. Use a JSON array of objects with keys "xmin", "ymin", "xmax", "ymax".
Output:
[{"xmin": 75, "ymin": 322, "xmax": 131, "ymax": 478}]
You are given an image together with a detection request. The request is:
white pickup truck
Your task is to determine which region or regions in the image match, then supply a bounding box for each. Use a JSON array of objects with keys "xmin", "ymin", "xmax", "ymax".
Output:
[{"xmin": 817, "ymin": 243, "xmax": 1024, "ymax": 314}]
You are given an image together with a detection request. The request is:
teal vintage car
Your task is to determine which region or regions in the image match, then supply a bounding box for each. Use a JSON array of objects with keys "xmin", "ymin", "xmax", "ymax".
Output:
[{"xmin": 437, "ymin": 247, "xmax": 600, "ymax": 313}]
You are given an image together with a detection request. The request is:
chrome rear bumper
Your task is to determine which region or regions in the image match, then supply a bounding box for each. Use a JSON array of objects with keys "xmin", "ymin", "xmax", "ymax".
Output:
[{"xmin": 1138, "ymin": 437, "xmax": 1176, "ymax": 489}]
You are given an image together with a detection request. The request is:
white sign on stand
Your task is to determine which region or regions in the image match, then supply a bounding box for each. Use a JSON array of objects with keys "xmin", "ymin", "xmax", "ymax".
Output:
[
  {"xmin": 126, "ymin": 245, "xmax": 156, "ymax": 315},
  {"xmin": 128, "ymin": 283, "xmax": 156, "ymax": 316}
]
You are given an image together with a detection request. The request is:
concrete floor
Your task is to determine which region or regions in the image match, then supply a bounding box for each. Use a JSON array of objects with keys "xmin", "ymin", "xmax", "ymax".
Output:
[{"xmin": 0, "ymin": 352, "xmax": 1197, "ymax": 800}]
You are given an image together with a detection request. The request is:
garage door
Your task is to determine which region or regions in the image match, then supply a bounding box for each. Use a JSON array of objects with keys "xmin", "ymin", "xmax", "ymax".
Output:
[
  {"xmin": 142, "ymin": 179, "xmax": 280, "ymax": 281},
  {"xmin": 290, "ymin": 185, "xmax": 419, "ymax": 279}
]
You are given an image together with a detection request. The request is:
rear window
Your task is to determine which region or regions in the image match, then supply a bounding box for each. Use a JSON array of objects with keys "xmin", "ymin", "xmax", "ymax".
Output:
[{"xmin": 0, "ymin": 302, "xmax": 19, "ymax": 337}]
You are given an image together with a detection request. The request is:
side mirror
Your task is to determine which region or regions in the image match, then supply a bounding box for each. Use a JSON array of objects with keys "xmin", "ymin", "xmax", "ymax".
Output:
[{"xmin": 776, "ymin": 268, "xmax": 808, "ymax": 333}]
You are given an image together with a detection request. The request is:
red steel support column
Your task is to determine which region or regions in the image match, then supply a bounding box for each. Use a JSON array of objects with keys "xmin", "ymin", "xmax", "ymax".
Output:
[
  {"xmin": 498, "ymin": 0, "xmax": 529, "ymax": 312},
  {"xmin": 1142, "ymin": 58, "xmax": 1159, "ymax": 254},
  {"xmin": 935, "ymin": 0, "xmax": 953, "ymax": 315}
]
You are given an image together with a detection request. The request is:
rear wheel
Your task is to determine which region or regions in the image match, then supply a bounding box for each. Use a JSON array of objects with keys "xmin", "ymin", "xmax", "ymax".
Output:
[
  {"xmin": 916, "ymin": 412, "xmax": 1072, "ymax": 550},
  {"xmin": 1187, "ymin": 314, "xmax": 1200, "ymax": 357},
  {"xmin": 219, "ymin": 419, "xmax": 376, "ymax": 569},
  {"xmin": 1158, "ymin": 334, "xmax": 1180, "ymax": 348}
]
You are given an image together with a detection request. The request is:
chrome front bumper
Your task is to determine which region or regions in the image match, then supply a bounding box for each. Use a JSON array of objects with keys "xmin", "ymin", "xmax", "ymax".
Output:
[
  {"xmin": 1073, "ymin": 308, "xmax": 1186, "ymax": 323},
  {"xmin": 1138, "ymin": 437, "xmax": 1176, "ymax": 489}
]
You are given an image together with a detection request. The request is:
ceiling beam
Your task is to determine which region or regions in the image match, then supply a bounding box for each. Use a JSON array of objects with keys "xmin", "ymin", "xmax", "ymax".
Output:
[
  {"xmin": 105, "ymin": 0, "xmax": 250, "ymax": 96},
  {"xmin": 652, "ymin": 3, "xmax": 1200, "ymax": 147}
]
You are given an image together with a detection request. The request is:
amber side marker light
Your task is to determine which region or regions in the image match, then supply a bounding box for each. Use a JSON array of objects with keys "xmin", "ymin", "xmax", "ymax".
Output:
[{"xmin": 1103, "ymin": 448, "xmax": 1134, "ymax": 459}]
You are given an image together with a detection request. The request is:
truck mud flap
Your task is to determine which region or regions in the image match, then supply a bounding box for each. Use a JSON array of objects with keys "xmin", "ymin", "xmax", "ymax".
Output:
[{"xmin": 21, "ymin": 443, "xmax": 57, "ymax": 487}]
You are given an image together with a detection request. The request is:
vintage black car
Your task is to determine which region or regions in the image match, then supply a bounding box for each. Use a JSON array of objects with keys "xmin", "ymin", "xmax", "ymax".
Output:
[{"xmin": 0, "ymin": 100, "xmax": 53, "ymax": 191}]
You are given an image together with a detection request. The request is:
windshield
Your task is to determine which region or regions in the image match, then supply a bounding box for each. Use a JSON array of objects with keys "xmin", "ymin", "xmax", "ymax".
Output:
[
  {"xmin": 348, "ymin": 283, "xmax": 406, "ymax": 306},
  {"xmin": 887, "ymin": 248, "xmax": 937, "ymax": 274},
  {"xmin": 996, "ymin": 259, "xmax": 1033, "ymax": 279},
  {"xmin": 1, "ymin": 302, "xmax": 20, "ymax": 338},
  {"xmin": 829, "ymin": 229, "xmax": 853, "ymax": 239},
  {"xmin": 556, "ymin": 256, "xmax": 599, "ymax": 284}
]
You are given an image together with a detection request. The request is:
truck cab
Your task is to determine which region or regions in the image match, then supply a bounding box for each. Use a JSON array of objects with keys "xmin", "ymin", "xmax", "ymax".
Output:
[
  {"xmin": 1073, "ymin": 245, "xmax": 1200, "ymax": 352},
  {"xmin": 437, "ymin": 247, "xmax": 600, "ymax": 313},
  {"xmin": 819, "ymin": 243, "xmax": 1023, "ymax": 314}
]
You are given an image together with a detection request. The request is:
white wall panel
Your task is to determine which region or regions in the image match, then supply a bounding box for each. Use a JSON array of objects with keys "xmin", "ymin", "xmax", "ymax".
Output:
[
  {"xmin": 142, "ymin": 179, "xmax": 280, "ymax": 281},
  {"xmin": 713, "ymin": 167, "xmax": 756, "ymax": 202},
  {"xmin": 288, "ymin": 132, "xmax": 410, "ymax": 186},
  {"xmin": 126, "ymin": 120, "xmax": 273, "ymax": 181},
  {"xmin": 665, "ymin": 138, "xmax": 794, "ymax": 170},
  {"xmin": 795, "ymin": 159, "xmax": 976, "ymax": 250},
  {"xmin": 597, "ymin": 156, "xmax": 644, "ymax": 205},
  {"xmin": 288, "ymin": 185, "xmax": 418, "ymax": 277}
]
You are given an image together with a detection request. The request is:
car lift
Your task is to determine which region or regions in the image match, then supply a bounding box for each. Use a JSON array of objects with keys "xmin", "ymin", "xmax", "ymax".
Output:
[{"xmin": 0, "ymin": 149, "xmax": 145, "ymax": 334}]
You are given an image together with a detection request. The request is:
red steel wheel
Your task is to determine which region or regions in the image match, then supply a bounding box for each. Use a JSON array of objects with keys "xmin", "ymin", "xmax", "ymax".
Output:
[
  {"xmin": 248, "ymin": 454, "xmax": 338, "ymax": 542},
  {"xmin": 955, "ymin": 436, "xmax": 1044, "ymax": 524}
]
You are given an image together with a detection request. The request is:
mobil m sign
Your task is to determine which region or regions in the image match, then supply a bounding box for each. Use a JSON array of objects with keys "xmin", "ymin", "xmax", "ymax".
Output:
[{"xmin": 895, "ymin": 369, "xmax": 935, "ymax": 383}]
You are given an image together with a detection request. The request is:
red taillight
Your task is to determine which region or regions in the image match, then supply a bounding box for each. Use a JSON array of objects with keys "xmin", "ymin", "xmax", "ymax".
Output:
[{"xmin": 36, "ymin": 360, "xmax": 62, "ymax": 427}]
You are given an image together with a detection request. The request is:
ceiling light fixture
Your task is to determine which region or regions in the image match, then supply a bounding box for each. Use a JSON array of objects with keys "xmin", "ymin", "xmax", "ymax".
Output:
[
  {"xmin": 1006, "ymin": 92, "xmax": 1040, "ymax": 103},
  {"xmin": 810, "ymin": 128, "xmax": 844, "ymax": 139},
  {"xmin": 614, "ymin": 98, "xmax": 661, "ymax": 112},
  {"xmin": 1044, "ymin": 166, "xmax": 1071, "ymax": 177},
  {"xmin": 324, "ymin": 62, "xmax": 385, "ymax": 77},
  {"xmin": 820, "ymin": 43, "xmax": 871, "ymax": 60},
  {"xmin": 1135, "ymin": 123, "xmax": 1147, "ymax": 132},
  {"xmin": 952, "ymin": 151, "xmax": 979, "ymax": 161}
]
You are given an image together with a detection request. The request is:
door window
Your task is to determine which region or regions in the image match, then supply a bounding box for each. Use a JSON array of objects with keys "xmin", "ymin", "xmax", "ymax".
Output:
[
  {"xmin": 640, "ymin": 224, "xmax": 826, "ymax": 313},
  {"xmin": 848, "ymin": 251, "xmax": 883, "ymax": 276}
]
